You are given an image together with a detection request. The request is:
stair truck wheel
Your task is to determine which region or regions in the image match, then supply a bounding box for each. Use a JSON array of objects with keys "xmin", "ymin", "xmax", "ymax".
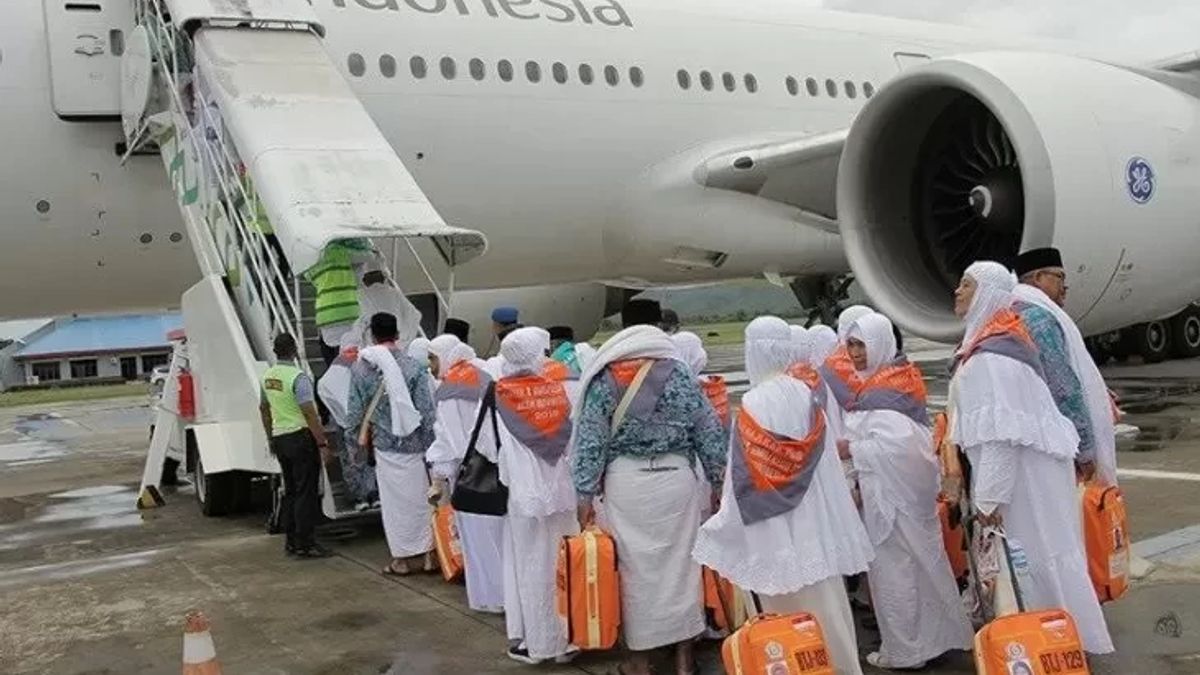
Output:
[
  {"xmin": 192, "ymin": 451, "xmax": 235, "ymax": 517},
  {"xmin": 1169, "ymin": 306, "xmax": 1200, "ymax": 358},
  {"xmin": 1130, "ymin": 320, "xmax": 1171, "ymax": 363}
]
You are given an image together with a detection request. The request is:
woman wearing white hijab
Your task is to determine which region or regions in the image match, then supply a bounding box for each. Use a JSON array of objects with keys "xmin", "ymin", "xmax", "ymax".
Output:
[
  {"xmin": 823, "ymin": 306, "xmax": 876, "ymax": 410},
  {"xmin": 694, "ymin": 317, "xmax": 874, "ymax": 675},
  {"xmin": 425, "ymin": 334, "xmax": 505, "ymax": 614},
  {"xmin": 474, "ymin": 327, "xmax": 579, "ymax": 665},
  {"xmin": 950, "ymin": 262, "xmax": 1113, "ymax": 654},
  {"xmin": 840, "ymin": 314, "xmax": 973, "ymax": 668},
  {"xmin": 809, "ymin": 325, "xmax": 839, "ymax": 367}
]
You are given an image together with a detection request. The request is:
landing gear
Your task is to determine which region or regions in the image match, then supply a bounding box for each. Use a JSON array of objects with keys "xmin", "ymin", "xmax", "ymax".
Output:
[
  {"xmin": 1124, "ymin": 320, "xmax": 1171, "ymax": 364},
  {"xmin": 790, "ymin": 275, "xmax": 854, "ymax": 327},
  {"xmin": 1169, "ymin": 305, "xmax": 1200, "ymax": 359}
]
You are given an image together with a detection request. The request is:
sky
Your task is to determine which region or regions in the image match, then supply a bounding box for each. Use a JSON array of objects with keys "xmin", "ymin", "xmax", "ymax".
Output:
[{"xmin": 802, "ymin": 0, "xmax": 1199, "ymax": 62}]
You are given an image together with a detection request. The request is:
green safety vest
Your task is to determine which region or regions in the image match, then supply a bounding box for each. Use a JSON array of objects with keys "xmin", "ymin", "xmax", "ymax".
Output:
[
  {"xmin": 304, "ymin": 242, "xmax": 360, "ymax": 329},
  {"xmin": 262, "ymin": 364, "xmax": 306, "ymax": 437}
]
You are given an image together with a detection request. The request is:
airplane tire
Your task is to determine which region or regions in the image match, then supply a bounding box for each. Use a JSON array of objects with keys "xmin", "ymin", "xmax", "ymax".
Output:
[
  {"xmin": 1169, "ymin": 306, "xmax": 1200, "ymax": 358},
  {"xmin": 1129, "ymin": 321, "xmax": 1171, "ymax": 364}
]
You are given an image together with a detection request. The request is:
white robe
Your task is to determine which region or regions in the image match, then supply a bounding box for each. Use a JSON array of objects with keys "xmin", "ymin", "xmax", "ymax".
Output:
[
  {"xmin": 693, "ymin": 376, "xmax": 874, "ymax": 675},
  {"xmin": 374, "ymin": 451, "xmax": 433, "ymax": 558},
  {"xmin": 475, "ymin": 390, "xmax": 578, "ymax": 658},
  {"xmin": 953, "ymin": 353, "xmax": 1114, "ymax": 654},
  {"xmin": 427, "ymin": 393, "xmax": 505, "ymax": 614},
  {"xmin": 845, "ymin": 409, "xmax": 973, "ymax": 667}
]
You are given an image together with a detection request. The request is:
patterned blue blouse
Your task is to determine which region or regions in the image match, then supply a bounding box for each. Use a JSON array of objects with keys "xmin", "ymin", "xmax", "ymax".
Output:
[
  {"xmin": 572, "ymin": 360, "xmax": 729, "ymax": 497},
  {"xmin": 1015, "ymin": 301, "xmax": 1096, "ymax": 462},
  {"xmin": 345, "ymin": 347, "xmax": 436, "ymax": 455}
]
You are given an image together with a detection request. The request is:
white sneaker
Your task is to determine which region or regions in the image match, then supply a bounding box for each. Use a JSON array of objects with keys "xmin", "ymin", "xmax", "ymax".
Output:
[
  {"xmin": 554, "ymin": 645, "xmax": 581, "ymax": 664},
  {"xmin": 506, "ymin": 644, "xmax": 541, "ymax": 665},
  {"xmin": 866, "ymin": 652, "xmax": 926, "ymax": 670}
]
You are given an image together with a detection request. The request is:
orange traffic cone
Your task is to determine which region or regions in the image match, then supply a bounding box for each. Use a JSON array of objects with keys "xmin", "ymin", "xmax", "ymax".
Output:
[{"xmin": 182, "ymin": 610, "xmax": 223, "ymax": 674}]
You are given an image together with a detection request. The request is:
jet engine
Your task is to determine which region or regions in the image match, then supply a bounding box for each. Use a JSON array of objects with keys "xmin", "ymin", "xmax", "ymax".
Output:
[{"xmin": 838, "ymin": 52, "xmax": 1200, "ymax": 341}]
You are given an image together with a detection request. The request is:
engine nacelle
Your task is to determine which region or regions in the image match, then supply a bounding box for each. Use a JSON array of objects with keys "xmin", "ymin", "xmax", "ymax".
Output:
[{"xmin": 838, "ymin": 52, "xmax": 1200, "ymax": 341}]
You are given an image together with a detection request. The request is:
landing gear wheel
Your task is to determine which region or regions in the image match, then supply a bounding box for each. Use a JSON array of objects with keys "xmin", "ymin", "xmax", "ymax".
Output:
[
  {"xmin": 1169, "ymin": 306, "xmax": 1200, "ymax": 358},
  {"xmin": 1085, "ymin": 337, "xmax": 1110, "ymax": 366},
  {"xmin": 1128, "ymin": 320, "xmax": 1171, "ymax": 364}
]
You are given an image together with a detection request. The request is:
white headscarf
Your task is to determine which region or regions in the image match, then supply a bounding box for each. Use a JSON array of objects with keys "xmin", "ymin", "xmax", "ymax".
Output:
[
  {"xmin": 790, "ymin": 325, "xmax": 813, "ymax": 367},
  {"xmin": 501, "ymin": 327, "xmax": 550, "ymax": 378},
  {"xmin": 837, "ymin": 305, "xmax": 874, "ymax": 342},
  {"xmin": 847, "ymin": 313, "xmax": 897, "ymax": 377},
  {"xmin": 427, "ymin": 334, "xmax": 459, "ymax": 376},
  {"xmin": 359, "ymin": 342, "xmax": 422, "ymax": 437},
  {"xmin": 962, "ymin": 261, "xmax": 1018, "ymax": 348},
  {"xmin": 745, "ymin": 316, "xmax": 797, "ymax": 385},
  {"xmin": 672, "ymin": 331, "xmax": 708, "ymax": 377},
  {"xmin": 407, "ymin": 337, "xmax": 431, "ymax": 366},
  {"xmin": 572, "ymin": 325, "xmax": 679, "ymax": 416},
  {"xmin": 809, "ymin": 325, "xmax": 838, "ymax": 367}
]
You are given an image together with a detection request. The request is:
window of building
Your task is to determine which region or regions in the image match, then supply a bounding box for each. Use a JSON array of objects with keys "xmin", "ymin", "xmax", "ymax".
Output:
[
  {"xmin": 379, "ymin": 54, "xmax": 397, "ymax": 78},
  {"xmin": 552, "ymin": 62, "xmax": 568, "ymax": 84},
  {"xmin": 440, "ymin": 56, "xmax": 457, "ymax": 80},
  {"xmin": 677, "ymin": 69, "xmax": 691, "ymax": 90},
  {"xmin": 785, "ymin": 76, "xmax": 799, "ymax": 96},
  {"xmin": 579, "ymin": 63, "xmax": 594, "ymax": 84},
  {"xmin": 525, "ymin": 60, "xmax": 541, "ymax": 83},
  {"xmin": 700, "ymin": 70, "xmax": 714, "ymax": 91},
  {"xmin": 744, "ymin": 74, "xmax": 758, "ymax": 93},
  {"xmin": 844, "ymin": 81, "xmax": 857, "ymax": 99},
  {"xmin": 722, "ymin": 72, "xmax": 736, "ymax": 92},
  {"xmin": 348, "ymin": 53, "xmax": 365, "ymax": 77},
  {"xmin": 863, "ymin": 81, "xmax": 875, "ymax": 98},
  {"xmin": 806, "ymin": 77, "xmax": 818, "ymax": 96},
  {"xmin": 498, "ymin": 59, "xmax": 514, "ymax": 82},
  {"xmin": 604, "ymin": 65, "xmax": 619, "ymax": 86},
  {"xmin": 70, "ymin": 359, "xmax": 98, "ymax": 379},
  {"xmin": 141, "ymin": 354, "xmax": 169, "ymax": 374},
  {"xmin": 469, "ymin": 58, "xmax": 486, "ymax": 81},
  {"xmin": 31, "ymin": 362, "xmax": 60, "ymax": 382},
  {"xmin": 629, "ymin": 66, "xmax": 644, "ymax": 88},
  {"xmin": 410, "ymin": 56, "xmax": 428, "ymax": 79},
  {"xmin": 825, "ymin": 79, "xmax": 837, "ymax": 97}
]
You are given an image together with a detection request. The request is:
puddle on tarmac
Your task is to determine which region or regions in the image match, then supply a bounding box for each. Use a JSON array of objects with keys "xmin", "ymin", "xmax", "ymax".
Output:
[
  {"xmin": 0, "ymin": 549, "xmax": 163, "ymax": 589},
  {"xmin": 0, "ymin": 439, "xmax": 68, "ymax": 464},
  {"xmin": 0, "ymin": 485, "xmax": 143, "ymax": 549}
]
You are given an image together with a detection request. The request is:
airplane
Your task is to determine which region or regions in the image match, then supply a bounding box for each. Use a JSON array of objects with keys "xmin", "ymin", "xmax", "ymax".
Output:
[{"xmin": 4, "ymin": 0, "xmax": 1200, "ymax": 353}]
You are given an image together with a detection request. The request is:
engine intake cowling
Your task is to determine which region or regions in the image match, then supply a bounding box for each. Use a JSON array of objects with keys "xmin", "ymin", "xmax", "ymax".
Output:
[{"xmin": 838, "ymin": 52, "xmax": 1200, "ymax": 341}]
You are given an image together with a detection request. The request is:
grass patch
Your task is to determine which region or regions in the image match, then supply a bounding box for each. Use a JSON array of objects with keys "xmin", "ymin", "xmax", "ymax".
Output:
[
  {"xmin": 591, "ymin": 320, "xmax": 750, "ymax": 348},
  {"xmin": 0, "ymin": 382, "xmax": 151, "ymax": 408}
]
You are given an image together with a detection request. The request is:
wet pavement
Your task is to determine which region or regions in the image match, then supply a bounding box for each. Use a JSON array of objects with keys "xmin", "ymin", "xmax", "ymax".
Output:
[{"xmin": 1, "ymin": 352, "xmax": 1200, "ymax": 673}]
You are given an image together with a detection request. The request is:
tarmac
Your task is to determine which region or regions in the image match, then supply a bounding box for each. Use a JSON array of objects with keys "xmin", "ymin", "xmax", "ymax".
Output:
[{"xmin": 2, "ymin": 343, "xmax": 1200, "ymax": 674}]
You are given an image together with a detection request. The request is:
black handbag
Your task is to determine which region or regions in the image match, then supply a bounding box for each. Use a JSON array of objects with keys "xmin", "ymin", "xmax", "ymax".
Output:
[{"xmin": 451, "ymin": 383, "xmax": 509, "ymax": 516}]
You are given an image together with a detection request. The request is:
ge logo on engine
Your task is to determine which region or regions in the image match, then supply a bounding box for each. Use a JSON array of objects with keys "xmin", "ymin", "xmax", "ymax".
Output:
[{"xmin": 1126, "ymin": 157, "xmax": 1155, "ymax": 204}]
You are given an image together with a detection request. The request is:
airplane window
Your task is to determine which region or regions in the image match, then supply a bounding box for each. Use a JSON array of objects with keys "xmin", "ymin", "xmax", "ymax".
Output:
[
  {"xmin": 744, "ymin": 73, "xmax": 758, "ymax": 93},
  {"xmin": 498, "ymin": 59, "xmax": 514, "ymax": 82},
  {"xmin": 864, "ymin": 81, "xmax": 875, "ymax": 98},
  {"xmin": 785, "ymin": 76, "xmax": 799, "ymax": 96},
  {"xmin": 469, "ymin": 58, "xmax": 486, "ymax": 81},
  {"xmin": 825, "ymin": 79, "xmax": 837, "ymax": 97},
  {"xmin": 379, "ymin": 54, "xmax": 397, "ymax": 78},
  {"xmin": 722, "ymin": 72, "xmax": 736, "ymax": 92},
  {"xmin": 845, "ymin": 81, "xmax": 857, "ymax": 98},
  {"xmin": 579, "ymin": 63, "xmax": 595, "ymax": 84},
  {"xmin": 410, "ymin": 56, "xmax": 428, "ymax": 79},
  {"xmin": 604, "ymin": 65, "xmax": 619, "ymax": 86},
  {"xmin": 677, "ymin": 69, "xmax": 691, "ymax": 90},
  {"xmin": 526, "ymin": 61, "xmax": 542, "ymax": 83},
  {"xmin": 700, "ymin": 70, "xmax": 714, "ymax": 91},
  {"xmin": 348, "ymin": 53, "xmax": 366, "ymax": 77},
  {"xmin": 440, "ymin": 57, "xmax": 457, "ymax": 80},
  {"xmin": 806, "ymin": 77, "xmax": 818, "ymax": 96},
  {"xmin": 630, "ymin": 66, "xmax": 644, "ymax": 88},
  {"xmin": 553, "ymin": 62, "xmax": 568, "ymax": 84}
]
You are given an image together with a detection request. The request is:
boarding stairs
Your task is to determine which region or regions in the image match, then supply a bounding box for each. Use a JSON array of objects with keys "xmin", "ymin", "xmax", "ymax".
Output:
[{"xmin": 128, "ymin": 0, "xmax": 486, "ymax": 519}]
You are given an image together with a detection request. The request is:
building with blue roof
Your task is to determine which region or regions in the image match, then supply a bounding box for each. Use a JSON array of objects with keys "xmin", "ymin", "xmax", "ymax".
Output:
[{"xmin": 7, "ymin": 313, "xmax": 182, "ymax": 387}]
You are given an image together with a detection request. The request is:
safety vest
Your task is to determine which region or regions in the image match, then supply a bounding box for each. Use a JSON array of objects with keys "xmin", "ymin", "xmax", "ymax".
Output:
[
  {"xmin": 304, "ymin": 242, "xmax": 360, "ymax": 329},
  {"xmin": 262, "ymin": 364, "xmax": 306, "ymax": 437}
]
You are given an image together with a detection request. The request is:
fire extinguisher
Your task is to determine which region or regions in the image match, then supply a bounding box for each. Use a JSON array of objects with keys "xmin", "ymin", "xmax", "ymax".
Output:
[{"xmin": 177, "ymin": 369, "xmax": 196, "ymax": 420}]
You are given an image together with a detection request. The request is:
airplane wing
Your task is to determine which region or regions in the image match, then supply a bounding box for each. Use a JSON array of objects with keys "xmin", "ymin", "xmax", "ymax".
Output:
[
  {"xmin": 1149, "ymin": 50, "xmax": 1200, "ymax": 74},
  {"xmin": 695, "ymin": 130, "xmax": 847, "ymax": 234}
]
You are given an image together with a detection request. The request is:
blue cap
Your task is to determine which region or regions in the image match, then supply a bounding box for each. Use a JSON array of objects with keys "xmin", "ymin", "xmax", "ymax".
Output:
[{"xmin": 491, "ymin": 306, "xmax": 519, "ymax": 324}]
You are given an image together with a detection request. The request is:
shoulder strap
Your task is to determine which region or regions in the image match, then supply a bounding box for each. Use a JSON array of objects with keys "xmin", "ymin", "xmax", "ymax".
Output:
[
  {"xmin": 465, "ymin": 383, "xmax": 499, "ymax": 459},
  {"xmin": 357, "ymin": 380, "xmax": 387, "ymax": 447},
  {"xmin": 612, "ymin": 360, "xmax": 655, "ymax": 431}
]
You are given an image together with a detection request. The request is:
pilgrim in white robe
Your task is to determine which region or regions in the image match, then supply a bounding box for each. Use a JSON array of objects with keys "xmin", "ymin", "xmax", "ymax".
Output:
[
  {"xmin": 952, "ymin": 261, "xmax": 1113, "ymax": 655},
  {"xmin": 694, "ymin": 317, "xmax": 874, "ymax": 675}
]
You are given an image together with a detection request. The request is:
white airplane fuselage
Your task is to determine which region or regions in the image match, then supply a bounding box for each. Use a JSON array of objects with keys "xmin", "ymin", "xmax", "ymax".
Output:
[{"xmin": 1, "ymin": 0, "xmax": 1058, "ymax": 319}]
